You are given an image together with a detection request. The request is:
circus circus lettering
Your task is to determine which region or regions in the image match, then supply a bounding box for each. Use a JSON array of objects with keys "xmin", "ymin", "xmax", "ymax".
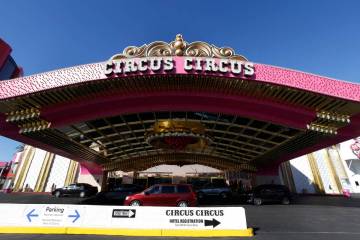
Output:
[{"xmin": 104, "ymin": 56, "xmax": 255, "ymax": 77}]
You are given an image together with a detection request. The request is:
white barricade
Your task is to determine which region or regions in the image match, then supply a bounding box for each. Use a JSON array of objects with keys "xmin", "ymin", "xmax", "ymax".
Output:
[{"xmin": 0, "ymin": 204, "xmax": 253, "ymax": 237}]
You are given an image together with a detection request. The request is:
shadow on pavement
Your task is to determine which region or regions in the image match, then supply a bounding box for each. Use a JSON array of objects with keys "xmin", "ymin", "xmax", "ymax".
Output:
[
  {"xmin": 79, "ymin": 195, "xmax": 123, "ymax": 205},
  {"xmin": 291, "ymin": 194, "xmax": 360, "ymax": 208}
]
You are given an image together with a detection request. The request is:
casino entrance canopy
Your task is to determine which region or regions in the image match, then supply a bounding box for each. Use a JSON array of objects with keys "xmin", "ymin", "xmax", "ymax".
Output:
[{"xmin": 1, "ymin": 35, "xmax": 360, "ymax": 173}]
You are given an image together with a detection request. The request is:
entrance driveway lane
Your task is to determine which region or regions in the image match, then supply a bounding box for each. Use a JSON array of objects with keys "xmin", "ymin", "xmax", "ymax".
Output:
[
  {"xmin": 252, "ymin": 232, "xmax": 360, "ymax": 240},
  {"xmin": 0, "ymin": 193, "xmax": 82, "ymax": 204},
  {"xmin": 244, "ymin": 204, "xmax": 360, "ymax": 233}
]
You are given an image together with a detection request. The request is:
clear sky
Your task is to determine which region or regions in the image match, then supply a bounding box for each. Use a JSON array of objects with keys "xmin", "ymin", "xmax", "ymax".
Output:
[{"xmin": 1, "ymin": 0, "xmax": 360, "ymax": 161}]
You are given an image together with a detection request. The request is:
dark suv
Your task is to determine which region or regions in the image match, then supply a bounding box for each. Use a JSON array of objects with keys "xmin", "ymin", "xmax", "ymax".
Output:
[
  {"xmin": 52, "ymin": 183, "xmax": 98, "ymax": 198},
  {"xmin": 96, "ymin": 184, "xmax": 144, "ymax": 203},
  {"xmin": 196, "ymin": 182, "xmax": 232, "ymax": 199},
  {"xmin": 248, "ymin": 184, "xmax": 292, "ymax": 205}
]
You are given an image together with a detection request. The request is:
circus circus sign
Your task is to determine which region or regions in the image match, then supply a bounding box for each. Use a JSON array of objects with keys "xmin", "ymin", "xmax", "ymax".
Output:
[
  {"xmin": 103, "ymin": 34, "xmax": 254, "ymax": 78},
  {"xmin": 103, "ymin": 57, "xmax": 255, "ymax": 77}
]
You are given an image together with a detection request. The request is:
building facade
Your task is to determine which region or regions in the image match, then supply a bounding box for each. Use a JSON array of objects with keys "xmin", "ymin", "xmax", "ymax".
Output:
[
  {"xmin": 3, "ymin": 145, "xmax": 226, "ymax": 192},
  {"xmin": 281, "ymin": 138, "xmax": 360, "ymax": 194},
  {"xmin": 5, "ymin": 145, "xmax": 103, "ymax": 192},
  {"xmin": 0, "ymin": 38, "xmax": 22, "ymax": 80}
]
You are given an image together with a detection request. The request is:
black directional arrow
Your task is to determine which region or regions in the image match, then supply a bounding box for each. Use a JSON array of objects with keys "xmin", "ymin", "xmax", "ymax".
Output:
[
  {"xmin": 112, "ymin": 209, "xmax": 136, "ymax": 218},
  {"xmin": 204, "ymin": 218, "xmax": 220, "ymax": 228}
]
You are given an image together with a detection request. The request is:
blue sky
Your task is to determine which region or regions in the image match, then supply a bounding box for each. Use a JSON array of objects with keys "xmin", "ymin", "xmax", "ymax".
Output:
[{"xmin": 1, "ymin": 0, "xmax": 360, "ymax": 161}]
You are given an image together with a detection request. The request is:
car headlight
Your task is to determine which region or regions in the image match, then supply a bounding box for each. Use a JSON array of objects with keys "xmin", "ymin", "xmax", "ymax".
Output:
[{"xmin": 125, "ymin": 196, "xmax": 130, "ymax": 200}]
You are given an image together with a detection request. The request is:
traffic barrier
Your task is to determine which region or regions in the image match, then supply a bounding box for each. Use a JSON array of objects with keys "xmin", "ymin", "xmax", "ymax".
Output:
[{"xmin": 0, "ymin": 204, "xmax": 253, "ymax": 237}]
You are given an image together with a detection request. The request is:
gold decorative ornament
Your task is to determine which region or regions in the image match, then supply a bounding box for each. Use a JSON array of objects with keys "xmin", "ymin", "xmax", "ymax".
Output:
[
  {"xmin": 153, "ymin": 120, "xmax": 206, "ymax": 135},
  {"xmin": 306, "ymin": 123, "xmax": 338, "ymax": 135},
  {"xmin": 111, "ymin": 34, "xmax": 248, "ymax": 60},
  {"xmin": 145, "ymin": 120, "xmax": 212, "ymax": 151},
  {"xmin": 5, "ymin": 108, "xmax": 40, "ymax": 123},
  {"xmin": 19, "ymin": 120, "xmax": 51, "ymax": 134},
  {"xmin": 174, "ymin": 34, "xmax": 185, "ymax": 56},
  {"xmin": 316, "ymin": 111, "xmax": 350, "ymax": 123}
]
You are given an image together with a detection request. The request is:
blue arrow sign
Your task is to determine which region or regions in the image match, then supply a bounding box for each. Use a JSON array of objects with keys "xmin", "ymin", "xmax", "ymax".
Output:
[
  {"xmin": 26, "ymin": 209, "xmax": 39, "ymax": 222},
  {"xmin": 68, "ymin": 209, "xmax": 80, "ymax": 223}
]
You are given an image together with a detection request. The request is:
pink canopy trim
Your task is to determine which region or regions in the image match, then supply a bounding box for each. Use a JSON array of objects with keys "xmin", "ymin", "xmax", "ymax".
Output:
[
  {"xmin": 0, "ymin": 57, "xmax": 359, "ymax": 101},
  {"xmin": 79, "ymin": 163, "xmax": 103, "ymax": 176}
]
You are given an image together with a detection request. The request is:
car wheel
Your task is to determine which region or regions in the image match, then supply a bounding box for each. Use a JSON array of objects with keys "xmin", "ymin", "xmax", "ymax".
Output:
[
  {"xmin": 281, "ymin": 197, "xmax": 290, "ymax": 205},
  {"xmin": 54, "ymin": 191, "xmax": 61, "ymax": 198},
  {"xmin": 79, "ymin": 191, "xmax": 86, "ymax": 198},
  {"xmin": 130, "ymin": 200, "xmax": 141, "ymax": 206},
  {"xmin": 198, "ymin": 192, "xmax": 204, "ymax": 199},
  {"xmin": 253, "ymin": 198, "xmax": 262, "ymax": 206},
  {"xmin": 220, "ymin": 192, "xmax": 228, "ymax": 199},
  {"xmin": 177, "ymin": 201, "xmax": 189, "ymax": 207}
]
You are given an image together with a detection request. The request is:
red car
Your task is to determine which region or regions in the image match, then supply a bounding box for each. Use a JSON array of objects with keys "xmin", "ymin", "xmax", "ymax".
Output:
[{"xmin": 124, "ymin": 184, "xmax": 197, "ymax": 207}]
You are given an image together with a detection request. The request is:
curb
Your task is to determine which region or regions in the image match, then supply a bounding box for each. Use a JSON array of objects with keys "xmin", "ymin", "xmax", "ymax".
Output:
[{"xmin": 0, "ymin": 227, "xmax": 254, "ymax": 237}]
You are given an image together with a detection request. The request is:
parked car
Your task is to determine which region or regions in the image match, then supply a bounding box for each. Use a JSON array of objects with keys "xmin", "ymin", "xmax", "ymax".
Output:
[
  {"xmin": 124, "ymin": 184, "xmax": 197, "ymax": 207},
  {"xmin": 52, "ymin": 183, "xmax": 98, "ymax": 198},
  {"xmin": 0, "ymin": 188, "xmax": 13, "ymax": 193},
  {"xmin": 96, "ymin": 184, "xmax": 144, "ymax": 202},
  {"xmin": 247, "ymin": 184, "xmax": 292, "ymax": 205},
  {"xmin": 196, "ymin": 182, "xmax": 232, "ymax": 199}
]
